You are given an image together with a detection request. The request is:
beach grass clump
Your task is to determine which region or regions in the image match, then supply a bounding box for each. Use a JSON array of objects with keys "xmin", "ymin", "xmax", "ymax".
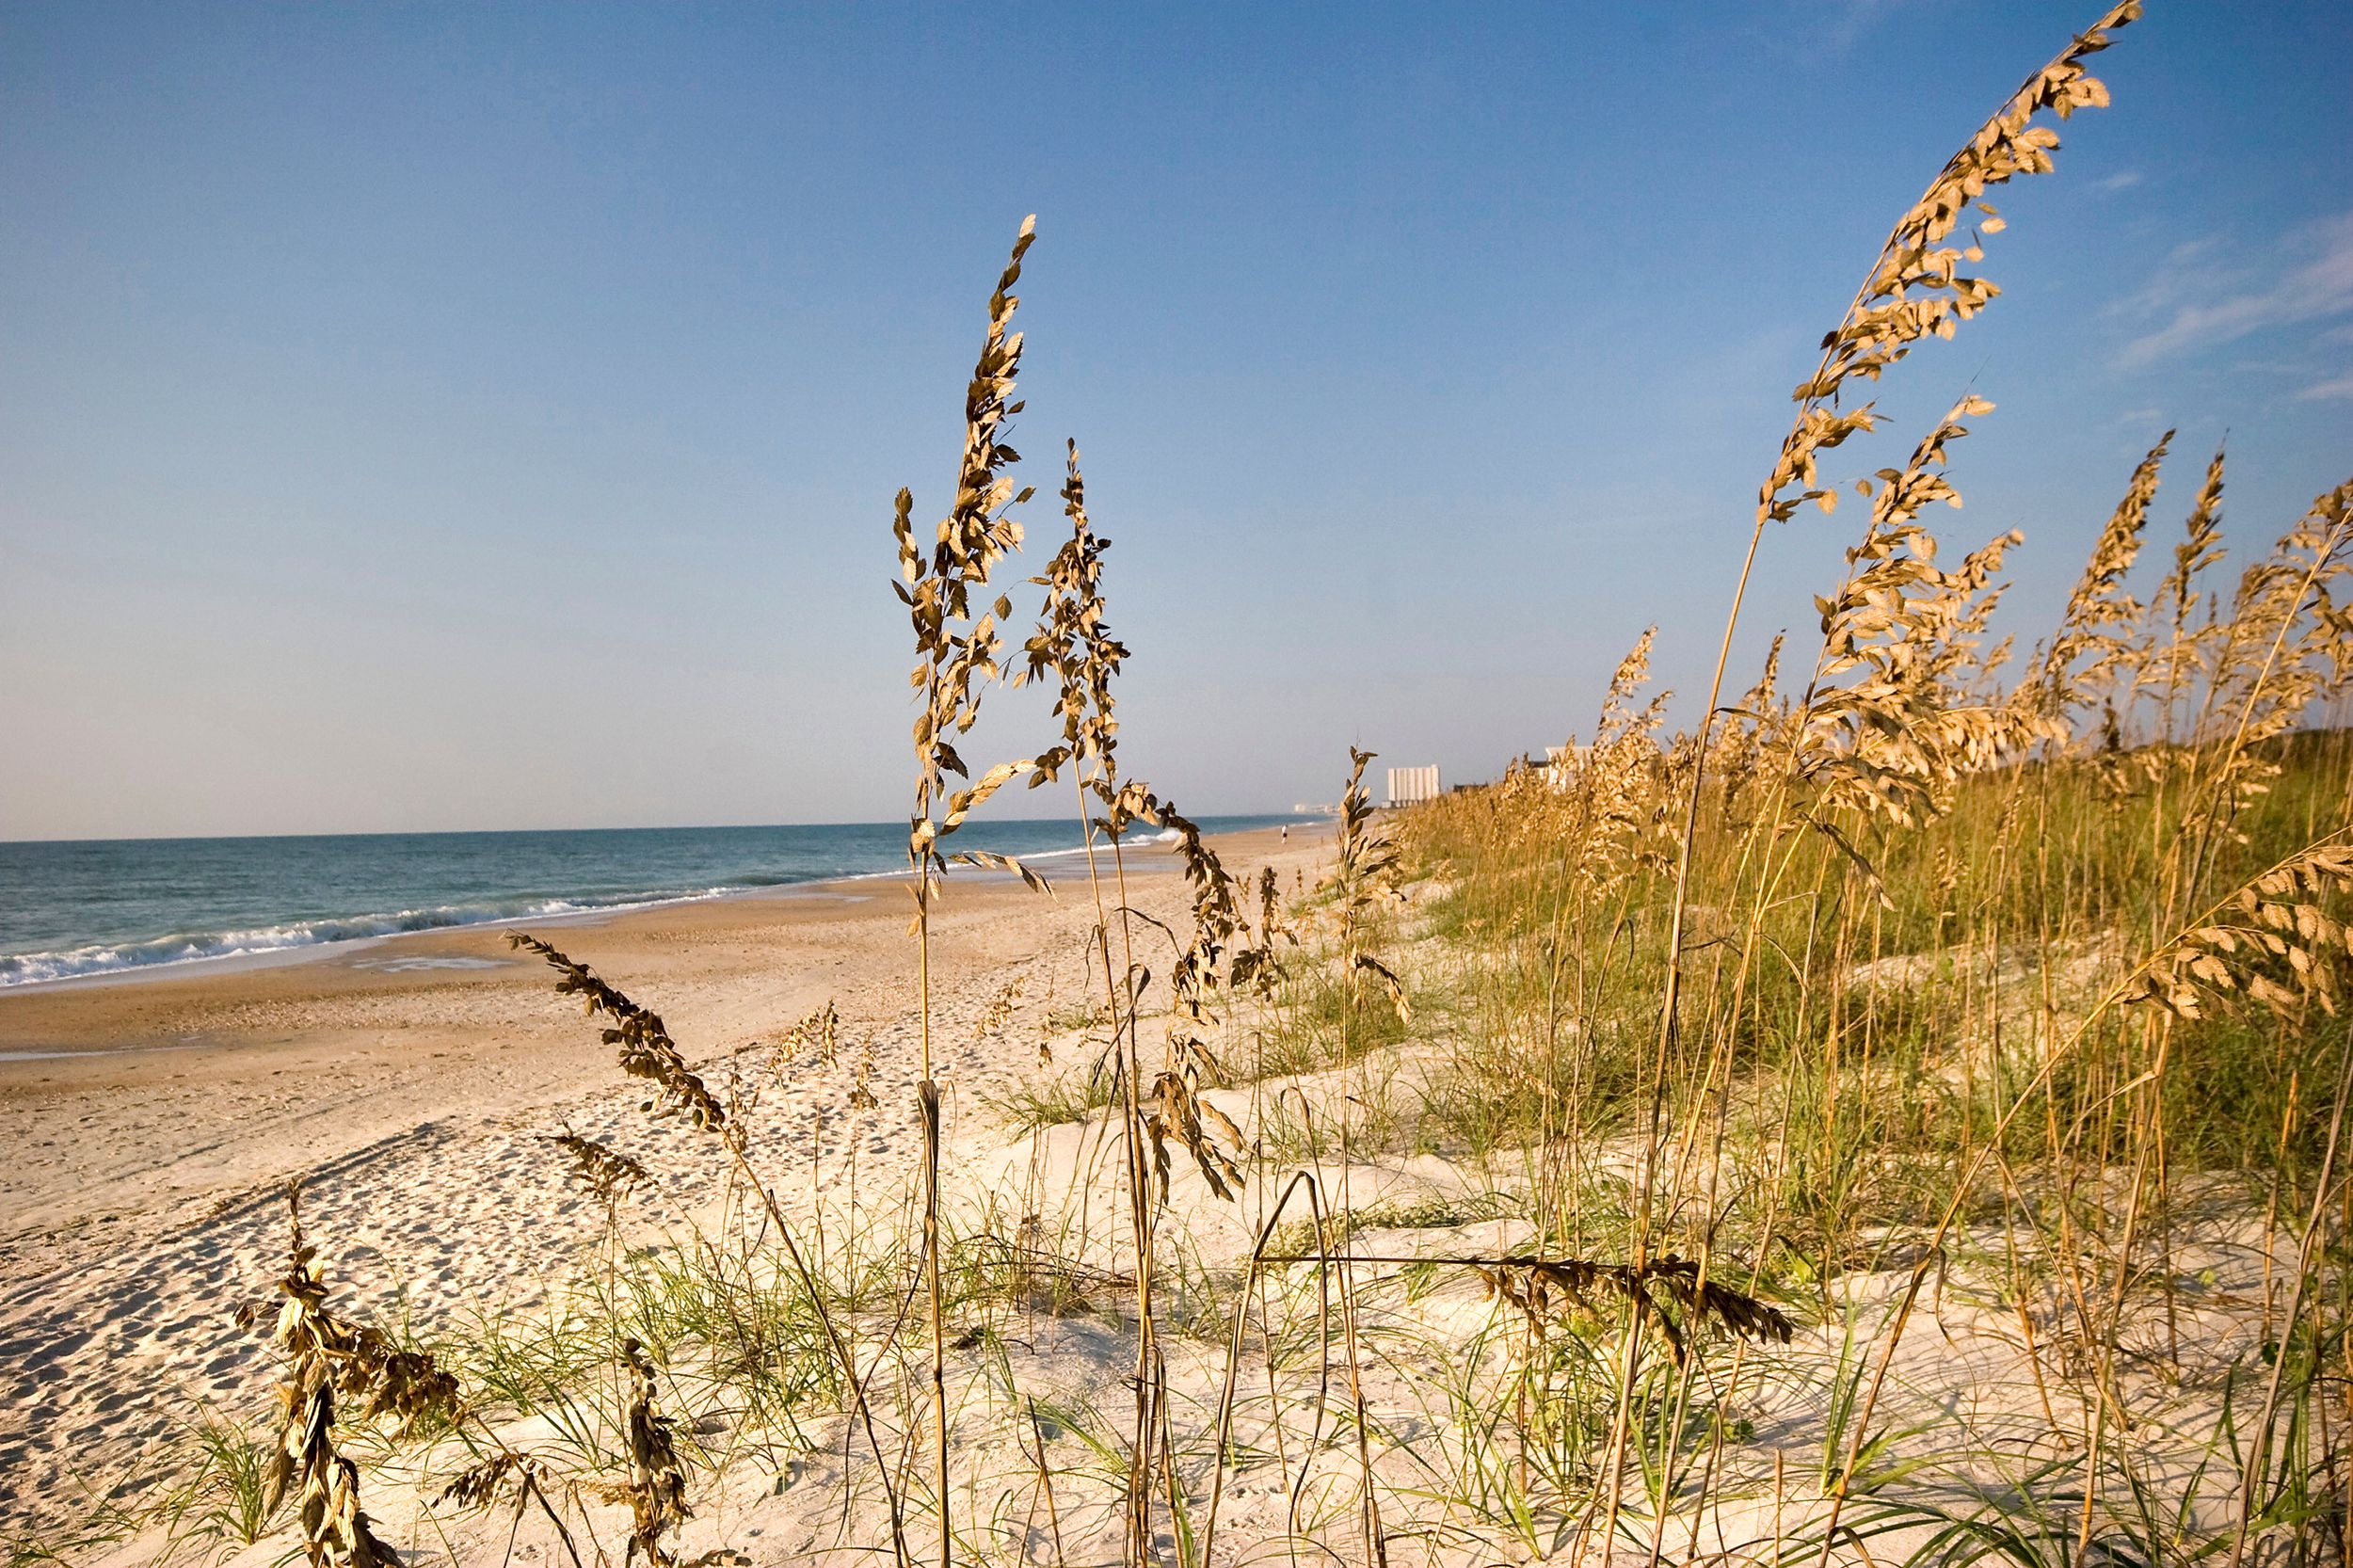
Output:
[
  {"xmin": 977, "ymin": 1057, "xmax": 1123, "ymax": 1130},
  {"xmin": 143, "ymin": 1413, "xmax": 278, "ymax": 1559}
]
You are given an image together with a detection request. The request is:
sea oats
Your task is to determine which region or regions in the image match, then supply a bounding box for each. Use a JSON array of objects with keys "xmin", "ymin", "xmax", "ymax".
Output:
[{"xmin": 262, "ymin": 1183, "xmax": 452, "ymax": 1567}]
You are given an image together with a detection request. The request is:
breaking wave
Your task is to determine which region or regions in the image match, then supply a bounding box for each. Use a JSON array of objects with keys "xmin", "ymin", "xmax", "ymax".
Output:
[{"xmin": 0, "ymin": 890, "xmax": 726, "ymax": 988}]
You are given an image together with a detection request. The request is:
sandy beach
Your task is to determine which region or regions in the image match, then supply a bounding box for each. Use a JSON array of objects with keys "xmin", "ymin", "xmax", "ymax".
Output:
[
  {"xmin": 0, "ymin": 824, "xmax": 1328, "ymax": 1549},
  {"xmin": 1, "ymin": 808, "xmax": 2297, "ymax": 1568}
]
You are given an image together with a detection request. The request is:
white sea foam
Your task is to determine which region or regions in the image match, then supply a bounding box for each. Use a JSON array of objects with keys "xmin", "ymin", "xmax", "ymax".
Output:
[
  {"xmin": 0, "ymin": 888, "xmax": 731, "ymax": 989},
  {"xmin": 942, "ymin": 826, "xmax": 1185, "ymax": 870},
  {"xmin": 347, "ymin": 956, "xmax": 510, "ymax": 973}
]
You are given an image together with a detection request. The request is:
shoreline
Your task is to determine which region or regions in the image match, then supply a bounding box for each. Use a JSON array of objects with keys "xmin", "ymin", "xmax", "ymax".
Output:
[
  {"xmin": 0, "ymin": 875, "xmax": 875, "ymax": 1000},
  {"xmin": 0, "ymin": 817, "xmax": 1316, "ymax": 999},
  {"xmin": 0, "ymin": 822, "xmax": 1315, "ymax": 1060}
]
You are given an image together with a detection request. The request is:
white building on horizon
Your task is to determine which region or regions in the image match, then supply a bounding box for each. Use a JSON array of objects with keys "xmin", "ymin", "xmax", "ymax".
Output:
[
  {"xmin": 1385, "ymin": 763, "xmax": 1441, "ymax": 808},
  {"xmin": 1544, "ymin": 744, "xmax": 1585, "ymax": 792}
]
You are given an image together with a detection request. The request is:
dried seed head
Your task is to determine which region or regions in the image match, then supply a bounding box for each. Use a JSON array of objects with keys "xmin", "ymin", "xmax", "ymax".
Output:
[
  {"xmin": 2124, "ymin": 840, "xmax": 2353, "ymax": 1019},
  {"xmin": 620, "ymin": 1337, "xmax": 690, "ymax": 1566},
  {"xmin": 770, "ymin": 1000, "xmax": 841, "ymax": 1071},
  {"xmin": 2036, "ymin": 431, "xmax": 2172, "ymax": 724},
  {"xmin": 546, "ymin": 1127, "xmax": 651, "ymax": 1208},
  {"xmin": 262, "ymin": 1182, "xmax": 449, "ymax": 1568},
  {"xmin": 1762, "ymin": 5, "xmax": 2137, "ymax": 531},
  {"xmin": 508, "ymin": 934, "xmax": 727, "ymax": 1131},
  {"xmin": 1481, "ymin": 1253, "xmax": 1795, "ymax": 1364},
  {"xmin": 900, "ymin": 219, "xmax": 1044, "ymax": 901},
  {"xmin": 976, "ymin": 976, "xmax": 1024, "ymax": 1043}
]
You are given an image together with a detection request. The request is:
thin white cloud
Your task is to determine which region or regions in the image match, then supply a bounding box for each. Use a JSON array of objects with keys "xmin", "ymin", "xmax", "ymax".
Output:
[
  {"xmin": 2120, "ymin": 212, "xmax": 2353, "ymax": 367},
  {"xmin": 2091, "ymin": 169, "xmax": 2144, "ymax": 194},
  {"xmin": 1804, "ymin": 0, "xmax": 1908, "ymax": 57},
  {"xmin": 2297, "ymin": 374, "xmax": 2353, "ymax": 402}
]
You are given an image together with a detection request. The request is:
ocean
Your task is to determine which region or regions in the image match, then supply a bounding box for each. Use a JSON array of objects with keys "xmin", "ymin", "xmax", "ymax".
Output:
[{"xmin": 0, "ymin": 815, "xmax": 1306, "ymax": 988}]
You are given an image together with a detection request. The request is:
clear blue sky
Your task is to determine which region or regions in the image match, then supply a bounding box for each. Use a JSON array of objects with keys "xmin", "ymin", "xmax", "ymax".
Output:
[{"xmin": 3, "ymin": 2, "xmax": 2346, "ymax": 840}]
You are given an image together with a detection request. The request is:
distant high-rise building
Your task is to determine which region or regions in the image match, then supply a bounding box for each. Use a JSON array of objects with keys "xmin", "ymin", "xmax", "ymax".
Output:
[{"xmin": 1385, "ymin": 764, "xmax": 1440, "ymax": 807}]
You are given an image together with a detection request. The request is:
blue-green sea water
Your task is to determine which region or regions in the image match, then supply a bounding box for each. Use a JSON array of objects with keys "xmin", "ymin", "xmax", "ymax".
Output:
[{"xmin": 0, "ymin": 816, "xmax": 1305, "ymax": 987}]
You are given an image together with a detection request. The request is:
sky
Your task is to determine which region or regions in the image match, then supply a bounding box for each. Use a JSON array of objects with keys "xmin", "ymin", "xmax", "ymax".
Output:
[{"xmin": 2, "ymin": 2, "xmax": 2348, "ymax": 841}]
